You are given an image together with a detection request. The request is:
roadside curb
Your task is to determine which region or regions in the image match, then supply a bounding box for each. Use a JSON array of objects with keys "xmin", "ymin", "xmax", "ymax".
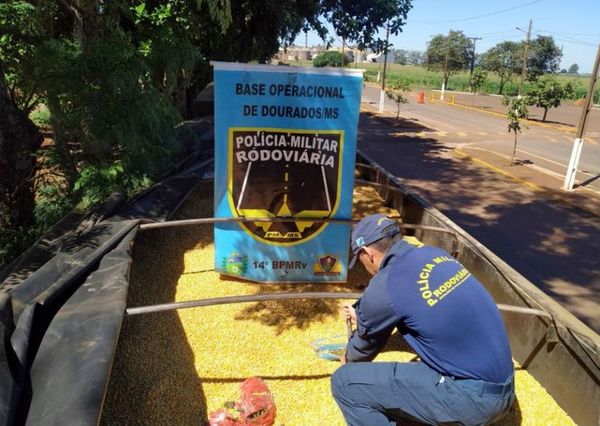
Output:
[
  {"xmin": 454, "ymin": 148, "xmax": 600, "ymax": 218},
  {"xmin": 364, "ymin": 82, "xmax": 577, "ymax": 134},
  {"xmin": 442, "ymin": 101, "xmax": 577, "ymax": 134},
  {"xmin": 360, "ymin": 103, "xmax": 600, "ymax": 218}
]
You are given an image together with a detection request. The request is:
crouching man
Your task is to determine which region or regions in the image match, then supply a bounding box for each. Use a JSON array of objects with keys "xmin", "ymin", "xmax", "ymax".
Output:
[{"xmin": 331, "ymin": 214, "xmax": 514, "ymax": 425}]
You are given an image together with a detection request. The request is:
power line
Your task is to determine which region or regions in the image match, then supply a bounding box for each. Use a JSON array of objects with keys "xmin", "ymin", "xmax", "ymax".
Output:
[
  {"xmin": 544, "ymin": 31, "xmax": 600, "ymax": 37},
  {"xmin": 551, "ymin": 37, "xmax": 597, "ymax": 48},
  {"xmin": 477, "ymin": 29, "xmax": 524, "ymax": 36},
  {"xmin": 411, "ymin": 0, "xmax": 543, "ymax": 24},
  {"xmin": 536, "ymin": 30, "xmax": 598, "ymax": 47}
]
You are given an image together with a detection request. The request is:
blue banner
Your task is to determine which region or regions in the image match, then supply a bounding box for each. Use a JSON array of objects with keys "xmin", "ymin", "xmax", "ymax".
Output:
[{"xmin": 213, "ymin": 62, "xmax": 363, "ymax": 282}]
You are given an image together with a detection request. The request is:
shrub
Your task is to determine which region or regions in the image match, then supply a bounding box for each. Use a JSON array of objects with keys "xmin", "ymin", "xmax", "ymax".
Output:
[{"xmin": 313, "ymin": 51, "xmax": 350, "ymax": 68}]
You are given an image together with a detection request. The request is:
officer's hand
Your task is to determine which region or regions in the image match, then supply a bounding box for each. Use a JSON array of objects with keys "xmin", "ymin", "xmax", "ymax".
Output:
[
  {"xmin": 341, "ymin": 303, "xmax": 356, "ymax": 326},
  {"xmin": 340, "ymin": 349, "xmax": 347, "ymax": 365}
]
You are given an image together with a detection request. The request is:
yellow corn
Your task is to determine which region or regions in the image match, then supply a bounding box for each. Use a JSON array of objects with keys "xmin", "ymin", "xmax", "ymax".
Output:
[{"xmin": 101, "ymin": 182, "xmax": 574, "ymax": 426}]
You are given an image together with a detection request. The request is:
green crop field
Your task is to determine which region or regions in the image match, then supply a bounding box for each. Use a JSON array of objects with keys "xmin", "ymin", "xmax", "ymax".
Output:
[{"xmin": 289, "ymin": 59, "xmax": 598, "ymax": 102}]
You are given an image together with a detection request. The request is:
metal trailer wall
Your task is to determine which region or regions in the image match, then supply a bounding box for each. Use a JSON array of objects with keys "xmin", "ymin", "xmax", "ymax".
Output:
[
  {"xmin": 356, "ymin": 150, "xmax": 600, "ymax": 426},
  {"xmin": 1, "ymin": 138, "xmax": 597, "ymax": 425},
  {"xmin": 0, "ymin": 119, "xmax": 215, "ymax": 426}
]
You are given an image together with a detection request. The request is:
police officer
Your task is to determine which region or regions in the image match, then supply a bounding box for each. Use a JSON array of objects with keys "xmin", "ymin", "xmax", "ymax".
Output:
[{"xmin": 331, "ymin": 214, "xmax": 515, "ymax": 425}]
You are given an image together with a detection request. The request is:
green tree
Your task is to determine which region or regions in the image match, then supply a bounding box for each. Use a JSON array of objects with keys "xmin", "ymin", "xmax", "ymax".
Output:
[
  {"xmin": 481, "ymin": 41, "xmax": 521, "ymax": 94},
  {"xmin": 0, "ymin": 0, "xmax": 413, "ymax": 270},
  {"xmin": 469, "ymin": 67, "xmax": 487, "ymax": 104},
  {"xmin": 502, "ymin": 95, "xmax": 529, "ymax": 166},
  {"xmin": 526, "ymin": 75, "xmax": 573, "ymax": 121},
  {"xmin": 527, "ymin": 35, "xmax": 562, "ymax": 79},
  {"xmin": 568, "ymin": 63, "xmax": 579, "ymax": 74},
  {"xmin": 0, "ymin": 1, "xmax": 44, "ymax": 262},
  {"xmin": 407, "ymin": 50, "xmax": 423, "ymax": 65},
  {"xmin": 386, "ymin": 79, "xmax": 410, "ymax": 118},
  {"xmin": 425, "ymin": 30, "xmax": 472, "ymax": 89},
  {"xmin": 322, "ymin": 1, "xmax": 412, "ymax": 53},
  {"xmin": 394, "ymin": 49, "xmax": 408, "ymax": 65},
  {"xmin": 313, "ymin": 51, "xmax": 350, "ymax": 67}
]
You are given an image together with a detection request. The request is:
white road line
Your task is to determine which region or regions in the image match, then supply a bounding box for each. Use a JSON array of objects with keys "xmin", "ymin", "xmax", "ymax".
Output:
[
  {"xmin": 321, "ymin": 166, "xmax": 332, "ymax": 212},
  {"xmin": 237, "ymin": 162, "xmax": 253, "ymax": 210},
  {"xmin": 517, "ymin": 148, "xmax": 597, "ymax": 178}
]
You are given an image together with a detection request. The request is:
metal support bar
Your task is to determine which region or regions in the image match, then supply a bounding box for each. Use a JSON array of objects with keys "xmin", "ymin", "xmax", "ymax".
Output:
[
  {"xmin": 138, "ymin": 215, "xmax": 455, "ymax": 236},
  {"xmin": 126, "ymin": 292, "xmax": 363, "ymax": 315},
  {"xmin": 496, "ymin": 303, "xmax": 551, "ymax": 319},
  {"xmin": 139, "ymin": 216, "xmax": 353, "ymax": 231},
  {"xmin": 127, "ymin": 291, "xmax": 552, "ymax": 320}
]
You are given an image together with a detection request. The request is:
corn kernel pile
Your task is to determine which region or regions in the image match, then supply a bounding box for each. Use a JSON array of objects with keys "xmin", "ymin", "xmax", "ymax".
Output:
[{"xmin": 101, "ymin": 182, "xmax": 574, "ymax": 426}]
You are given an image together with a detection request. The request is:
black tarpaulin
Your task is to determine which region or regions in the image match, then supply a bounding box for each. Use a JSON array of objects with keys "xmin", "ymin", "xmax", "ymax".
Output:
[{"xmin": 0, "ymin": 118, "xmax": 214, "ymax": 426}]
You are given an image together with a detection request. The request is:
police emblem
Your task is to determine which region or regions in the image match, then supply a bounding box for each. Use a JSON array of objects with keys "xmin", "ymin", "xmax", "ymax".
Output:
[
  {"xmin": 229, "ymin": 128, "xmax": 343, "ymax": 246},
  {"xmin": 221, "ymin": 252, "xmax": 248, "ymax": 275},
  {"xmin": 313, "ymin": 254, "xmax": 342, "ymax": 276}
]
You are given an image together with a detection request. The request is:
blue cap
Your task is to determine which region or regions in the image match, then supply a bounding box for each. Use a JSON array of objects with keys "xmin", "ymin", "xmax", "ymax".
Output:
[{"xmin": 348, "ymin": 214, "xmax": 401, "ymax": 268}]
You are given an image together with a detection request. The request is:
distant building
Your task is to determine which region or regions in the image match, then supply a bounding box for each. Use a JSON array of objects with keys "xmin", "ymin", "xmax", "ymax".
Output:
[
  {"xmin": 274, "ymin": 45, "xmax": 375, "ymax": 65},
  {"xmin": 366, "ymin": 51, "xmax": 395, "ymax": 64}
]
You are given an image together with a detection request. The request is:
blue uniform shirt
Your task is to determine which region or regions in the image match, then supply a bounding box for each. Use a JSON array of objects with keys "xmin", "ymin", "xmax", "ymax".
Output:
[{"xmin": 346, "ymin": 239, "xmax": 513, "ymax": 383}]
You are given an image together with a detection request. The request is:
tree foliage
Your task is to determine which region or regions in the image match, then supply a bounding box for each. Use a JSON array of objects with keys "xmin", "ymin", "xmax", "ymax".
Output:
[
  {"xmin": 502, "ymin": 95, "xmax": 529, "ymax": 166},
  {"xmin": 470, "ymin": 67, "xmax": 487, "ymax": 95},
  {"xmin": 525, "ymin": 75, "xmax": 573, "ymax": 122},
  {"xmin": 527, "ymin": 35, "xmax": 562, "ymax": 80},
  {"xmin": 0, "ymin": 0, "xmax": 412, "ymax": 269},
  {"xmin": 313, "ymin": 51, "xmax": 349, "ymax": 67},
  {"xmin": 481, "ymin": 41, "xmax": 521, "ymax": 95},
  {"xmin": 481, "ymin": 36, "xmax": 562, "ymax": 94},
  {"xmin": 321, "ymin": 1, "xmax": 412, "ymax": 53},
  {"xmin": 393, "ymin": 49, "xmax": 422, "ymax": 65},
  {"xmin": 424, "ymin": 30, "xmax": 472, "ymax": 88},
  {"xmin": 386, "ymin": 79, "xmax": 410, "ymax": 118},
  {"xmin": 568, "ymin": 63, "xmax": 579, "ymax": 74}
]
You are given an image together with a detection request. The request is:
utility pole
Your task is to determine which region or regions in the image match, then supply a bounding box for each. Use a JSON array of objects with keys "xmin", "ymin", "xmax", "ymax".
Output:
[
  {"xmin": 468, "ymin": 37, "xmax": 482, "ymax": 92},
  {"xmin": 305, "ymin": 31, "xmax": 308, "ymax": 49},
  {"xmin": 379, "ymin": 23, "xmax": 390, "ymax": 113},
  {"xmin": 563, "ymin": 44, "xmax": 600, "ymax": 191},
  {"xmin": 440, "ymin": 31, "xmax": 451, "ymax": 101},
  {"xmin": 517, "ymin": 19, "xmax": 532, "ymax": 97}
]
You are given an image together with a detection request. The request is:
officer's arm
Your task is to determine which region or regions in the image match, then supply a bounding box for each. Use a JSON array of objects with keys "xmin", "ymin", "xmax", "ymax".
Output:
[{"xmin": 345, "ymin": 274, "xmax": 399, "ymax": 363}]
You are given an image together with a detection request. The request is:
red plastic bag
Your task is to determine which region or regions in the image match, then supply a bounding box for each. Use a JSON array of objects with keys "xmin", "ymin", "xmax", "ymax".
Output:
[{"xmin": 208, "ymin": 377, "xmax": 276, "ymax": 426}]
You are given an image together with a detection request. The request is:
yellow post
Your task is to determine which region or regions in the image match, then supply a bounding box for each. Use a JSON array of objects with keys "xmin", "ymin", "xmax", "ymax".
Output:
[
  {"xmin": 429, "ymin": 92, "xmax": 434, "ymax": 103},
  {"xmin": 451, "ymin": 94, "xmax": 455, "ymax": 104}
]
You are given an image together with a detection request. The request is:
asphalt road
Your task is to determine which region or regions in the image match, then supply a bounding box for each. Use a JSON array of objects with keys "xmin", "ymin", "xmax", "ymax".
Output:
[
  {"xmin": 439, "ymin": 90, "xmax": 600, "ymax": 134},
  {"xmin": 358, "ymin": 86, "xmax": 600, "ymax": 333},
  {"xmin": 363, "ymin": 84, "xmax": 600, "ymax": 193}
]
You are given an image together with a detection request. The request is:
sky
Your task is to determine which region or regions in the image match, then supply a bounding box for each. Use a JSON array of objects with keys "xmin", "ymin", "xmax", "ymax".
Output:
[{"xmin": 294, "ymin": 0, "xmax": 600, "ymax": 73}]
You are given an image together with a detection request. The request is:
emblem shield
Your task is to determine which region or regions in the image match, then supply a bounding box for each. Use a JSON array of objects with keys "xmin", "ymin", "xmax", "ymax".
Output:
[
  {"xmin": 319, "ymin": 255, "xmax": 337, "ymax": 273},
  {"xmin": 229, "ymin": 128, "xmax": 343, "ymax": 245}
]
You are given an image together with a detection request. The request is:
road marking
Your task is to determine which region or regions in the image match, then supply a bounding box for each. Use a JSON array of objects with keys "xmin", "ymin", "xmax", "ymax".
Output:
[
  {"xmin": 454, "ymin": 149, "xmax": 600, "ymax": 210},
  {"xmin": 516, "ymin": 148, "xmax": 598, "ymax": 179},
  {"xmin": 477, "ymin": 132, "xmax": 488, "ymax": 136},
  {"xmin": 585, "ymin": 136, "xmax": 598, "ymax": 145},
  {"xmin": 457, "ymin": 132, "xmax": 468, "ymax": 138},
  {"xmin": 454, "ymin": 149, "xmax": 547, "ymax": 193},
  {"xmin": 546, "ymin": 136, "xmax": 559, "ymax": 143},
  {"xmin": 444, "ymin": 100, "xmax": 577, "ymax": 134}
]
